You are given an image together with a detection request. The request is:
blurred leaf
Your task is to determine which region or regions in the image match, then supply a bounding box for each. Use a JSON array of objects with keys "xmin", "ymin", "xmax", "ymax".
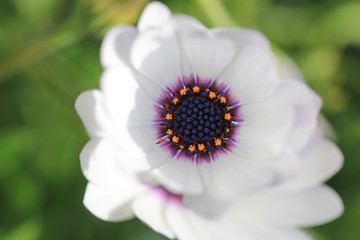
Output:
[
  {"xmin": 0, "ymin": 220, "xmax": 41, "ymax": 240},
  {"xmin": 298, "ymin": 46, "xmax": 347, "ymax": 112},
  {"xmin": 0, "ymin": 128, "xmax": 38, "ymax": 179},
  {"xmin": 11, "ymin": 0, "xmax": 61, "ymax": 27},
  {"xmin": 307, "ymin": 1, "xmax": 360, "ymax": 46},
  {"xmin": 88, "ymin": 0, "xmax": 150, "ymax": 34}
]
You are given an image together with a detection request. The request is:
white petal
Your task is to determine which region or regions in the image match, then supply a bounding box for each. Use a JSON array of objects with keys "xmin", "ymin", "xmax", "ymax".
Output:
[
  {"xmin": 182, "ymin": 192, "xmax": 230, "ymax": 218},
  {"xmin": 117, "ymin": 143, "xmax": 171, "ymax": 174},
  {"xmin": 170, "ymin": 15, "xmax": 209, "ymax": 78},
  {"xmin": 100, "ymin": 25, "xmax": 138, "ymax": 68},
  {"xmin": 100, "ymin": 66, "xmax": 155, "ymax": 126},
  {"xmin": 132, "ymin": 189, "xmax": 175, "ymax": 239},
  {"xmin": 137, "ymin": 1, "xmax": 172, "ymax": 32},
  {"xmin": 171, "ymin": 15, "xmax": 208, "ymax": 37},
  {"xmin": 80, "ymin": 138, "xmax": 128, "ymax": 187},
  {"xmin": 83, "ymin": 182, "xmax": 145, "ymax": 222},
  {"xmin": 152, "ymin": 157, "xmax": 203, "ymax": 195},
  {"xmin": 131, "ymin": 24, "xmax": 182, "ymax": 89},
  {"xmin": 212, "ymin": 27, "xmax": 270, "ymax": 53},
  {"xmin": 239, "ymin": 224, "xmax": 311, "ymax": 240},
  {"xmin": 279, "ymin": 79, "xmax": 322, "ymax": 151},
  {"xmin": 218, "ymin": 45, "xmax": 279, "ymax": 104},
  {"xmin": 198, "ymin": 152, "xmax": 275, "ymax": 197},
  {"xmin": 74, "ymin": 90, "xmax": 110, "ymax": 138},
  {"xmin": 165, "ymin": 203, "xmax": 200, "ymax": 240},
  {"xmin": 182, "ymin": 36, "xmax": 235, "ymax": 80},
  {"xmin": 166, "ymin": 201, "xmax": 251, "ymax": 240},
  {"xmin": 273, "ymin": 138, "xmax": 343, "ymax": 192},
  {"xmin": 236, "ymin": 185, "xmax": 343, "ymax": 227},
  {"xmin": 233, "ymin": 94, "xmax": 293, "ymax": 160}
]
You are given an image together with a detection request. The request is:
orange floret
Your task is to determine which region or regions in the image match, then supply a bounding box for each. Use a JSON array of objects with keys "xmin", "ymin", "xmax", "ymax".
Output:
[
  {"xmin": 172, "ymin": 97, "xmax": 179, "ymax": 105},
  {"xmin": 215, "ymin": 138, "xmax": 222, "ymax": 146},
  {"xmin": 188, "ymin": 145, "xmax": 196, "ymax": 152},
  {"xmin": 198, "ymin": 144, "xmax": 205, "ymax": 151},
  {"xmin": 179, "ymin": 145, "xmax": 184, "ymax": 149},
  {"xmin": 224, "ymin": 113, "xmax": 231, "ymax": 120},
  {"xmin": 166, "ymin": 113, "xmax": 173, "ymax": 120},
  {"xmin": 192, "ymin": 86, "xmax": 200, "ymax": 93},
  {"xmin": 172, "ymin": 136, "xmax": 179, "ymax": 143},
  {"xmin": 225, "ymin": 128, "xmax": 230, "ymax": 133},
  {"xmin": 180, "ymin": 89, "xmax": 187, "ymax": 95},
  {"xmin": 220, "ymin": 96, "xmax": 226, "ymax": 104},
  {"xmin": 209, "ymin": 91, "xmax": 217, "ymax": 99},
  {"xmin": 167, "ymin": 129, "xmax": 173, "ymax": 135}
]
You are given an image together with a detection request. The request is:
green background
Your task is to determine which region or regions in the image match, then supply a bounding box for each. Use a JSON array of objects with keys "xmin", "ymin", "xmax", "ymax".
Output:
[{"xmin": 0, "ymin": 0, "xmax": 359, "ymax": 239}]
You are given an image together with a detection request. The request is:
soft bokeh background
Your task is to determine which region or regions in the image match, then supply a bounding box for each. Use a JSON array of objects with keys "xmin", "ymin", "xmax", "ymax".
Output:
[{"xmin": 0, "ymin": 0, "xmax": 359, "ymax": 239}]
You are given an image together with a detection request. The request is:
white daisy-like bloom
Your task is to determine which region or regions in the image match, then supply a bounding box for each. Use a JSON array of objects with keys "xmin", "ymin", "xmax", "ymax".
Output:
[{"xmin": 75, "ymin": 2, "xmax": 343, "ymax": 238}]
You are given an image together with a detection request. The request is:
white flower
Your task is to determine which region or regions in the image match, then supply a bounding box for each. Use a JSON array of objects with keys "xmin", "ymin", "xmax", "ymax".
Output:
[
  {"xmin": 79, "ymin": 126, "xmax": 343, "ymax": 240},
  {"xmin": 75, "ymin": 2, "xmax": 344, "ymax": 238},
  {"xmin": 76, "ymin": 1, "xmax": 298, "ymax": 198}
]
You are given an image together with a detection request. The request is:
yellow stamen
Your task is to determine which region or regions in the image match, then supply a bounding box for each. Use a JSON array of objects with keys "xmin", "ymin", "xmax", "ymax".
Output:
[
  {"xmin": 192, "ymin": 86, "xmax": 200, "ymax": 93},
  {"xmin": 225, "ymin": 128, "xmax": 230, "ymax": 133},
  {"xmin": 172, "ymin": 98, "xmax": 179, "ymax": 105},
  {"xmin": 167, "ymin": 129, "xmax": 173, "ymax": 135},
  {"xmin": 224, "ymin": 113, "xmax": 231, "ymax": 120},
  {"xmin": 188, "ymin": 145, "xmax": 196, "ymax": 152},
  {"xmin": 166, "ymin": 113, "xmax": 173, "ymax": 120},
  {"xmin": 198, "ymin": 144, "xmax": 205, "ymax": 151},
  {"xmin": 205, "ymin": 89, "xmax": 210, "ymax": 92},
  {"xmin": 215, "ymin": 138, "xmax": 222, "ymax": 146},
  {"xmin": 209, "ymin": 91, "xmax": 217, "ymax": 99},
  {"xmin": 179, "ymin": 145, "xmax": 184, "ymax": 149},
  {"xmin": 172, "ymin": 136, "xmax": 179, "ymax": 143},
  {"xmin": 220, "ymin": 96, "xmax": 226, "ymax": 103},
  {"xmin": 226, "ymin": 106, "xmax": 230, "ymax": 110},
  {"xmin": 180, "ymin": 89, "xmax": 187, "ymax": 95}
]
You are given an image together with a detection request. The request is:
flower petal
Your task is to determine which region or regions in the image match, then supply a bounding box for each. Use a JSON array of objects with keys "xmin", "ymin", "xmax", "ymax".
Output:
[
  {"xmin": 74, "ymin": 90, "xmax": 110, "ymax": 138},
  {"xmin": 83, "ymin": 182, "xmax": 144, "ymax": 222},
  {"xmin": 132, "ymin": 188, "xmax": 175, "ymax": 239},
  {"xmin": 279, "ymin": 79, "xmax": 322, "ymax": 151},
  {"xmin": 100, "ymin": 66, "xmax": 155, "ymax": 126},
  {"xmin": 233, "ymin": 93, "xmax": 293, "ymax": 160},
  {"xmin": 239, "ymin": 224, "xmax": 311, "ymax": 240},
  {"xmin": 182, "ymin": 36, "xmax": 235, "ymax": 80},
  {"xmin": 152, "ymin": 157, "xmax": 203, "ymax": 195},
  {"xmin": 198, "ymin": 152, "xmax": 275, "ymax": 197},
  {"xmin": 137, "ymin": 1, "xmax": 172, "ymax": 33},
  {"xmin": 272, "ymin": 138, "xmax": 344, "ymax": 192},
  {"xmin": 213, "ymin": 27, "xmax": 270, "ymax": 52},
  {"xmin": 80, "ymin": 137, "xmax": 127, "ymax": 187},
  {"xmin": 218, "ymin": 45, "xmax": 279, "ymax": 104},
  {"xmin": 236, "ymin": 185, "xmax": 343, "ymax": 227},
  {"xmin": 131, "ymin": 24, "xmax": 182, "ymax": 89},
  {"xmin": 100, "ymin": 25, "xmax": 138, "ymax": 68}
]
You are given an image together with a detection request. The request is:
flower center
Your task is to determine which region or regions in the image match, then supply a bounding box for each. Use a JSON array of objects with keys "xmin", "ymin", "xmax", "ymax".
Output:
[{"xmin": 155, "ymin": 78, "xmax": 239, "ymax": 159}]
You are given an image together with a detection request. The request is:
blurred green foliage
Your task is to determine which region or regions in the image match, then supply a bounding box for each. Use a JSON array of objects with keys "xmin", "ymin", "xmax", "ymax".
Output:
[{"xmin": 0, "ymin": 0, "xmax": 359, "ymax": 239}]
